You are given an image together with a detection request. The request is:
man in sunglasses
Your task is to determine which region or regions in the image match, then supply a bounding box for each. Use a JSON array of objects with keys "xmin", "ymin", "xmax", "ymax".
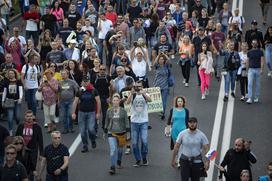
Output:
[{"xmin": 0, "ymin": 144, "xmax": 28, "ymax": 181}]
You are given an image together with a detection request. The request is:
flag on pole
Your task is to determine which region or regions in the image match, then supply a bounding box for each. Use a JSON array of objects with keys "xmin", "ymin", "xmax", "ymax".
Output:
[{"xmin": 206, "ymin": 150, "xmax": 218, "ymax": 161}]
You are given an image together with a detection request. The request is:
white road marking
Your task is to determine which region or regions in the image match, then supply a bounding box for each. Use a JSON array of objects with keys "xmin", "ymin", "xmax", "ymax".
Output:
[
  {"xmin": 69, "ymin": 134, "xmax": 81, "ymax": 156},
  {"xmin": 205, "ymin": 77, "xmax": 225, "ymax": 181}
]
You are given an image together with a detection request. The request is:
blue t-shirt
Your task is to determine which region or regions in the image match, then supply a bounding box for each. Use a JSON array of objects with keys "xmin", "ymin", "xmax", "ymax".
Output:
[
  {"xmin": 247, "ymin": 49, "xmax": 264, "ymax": 68},
  {"xmin": 258, "ymin": 175, "xmax": 269, "ymax": 181}
]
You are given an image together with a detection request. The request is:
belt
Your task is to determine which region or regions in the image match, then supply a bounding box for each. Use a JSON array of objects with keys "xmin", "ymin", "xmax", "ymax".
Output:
[{"xmin": 180, "ymin": 154, "xmax": 202, "ymax": 162}]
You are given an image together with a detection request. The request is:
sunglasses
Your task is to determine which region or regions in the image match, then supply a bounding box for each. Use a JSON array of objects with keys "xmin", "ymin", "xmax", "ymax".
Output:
[
  {"xmin": 6, "ymin": 152, "xmax": 16, "ymax": 155},
  {"xmin": 53, "ymin": 137, "xmax": 61, "ymax": 139},
  {"xmin": 14, "ymin": 142, "xmax": 23, "ymax": 145},
  {"xmin": 50, "ymin": 65, "xmax": 56, "ymax": 67},
  {"xmin": 100, "ymin": 68, "xmax": 106, "ymax": 70},
  {"xmin": 121, "ymin": 60, "xmax": 127, "ymax": 62}
]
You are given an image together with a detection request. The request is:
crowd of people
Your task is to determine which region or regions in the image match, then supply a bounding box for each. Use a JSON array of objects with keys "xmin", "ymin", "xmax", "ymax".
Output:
[{"xmin": 0, "ymin": 0, "xmax": 271, "ymax": 180}]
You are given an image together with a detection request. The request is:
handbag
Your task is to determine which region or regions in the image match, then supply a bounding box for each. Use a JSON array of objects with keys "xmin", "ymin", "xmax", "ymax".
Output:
[
  {"xmin": 3, "ymin": 98, "xmax": 15, "ymax": 108},
  {"xmin": 112, "ymin": 133, "xmax": 126, "ymax": 147},
  {"xmin": 167, "ymin": 65, "xmax": 175, "ymax": 87},
  {"xmin": 241, "ymin": 68, "xmax": 247, "ymax": 77},
  {"xmin": 35, "ymin": 91, "xmax": 43, "ymax": 101}
]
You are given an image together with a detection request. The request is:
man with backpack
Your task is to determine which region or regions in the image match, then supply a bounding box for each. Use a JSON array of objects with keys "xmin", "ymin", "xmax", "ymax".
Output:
[
  {"xmin": 228, "ymin": 8, "xmax": 245, "ymax": 32},
  {"xmin": 21, "ymin": 54, "xmax": 40, "ymax": 115}
]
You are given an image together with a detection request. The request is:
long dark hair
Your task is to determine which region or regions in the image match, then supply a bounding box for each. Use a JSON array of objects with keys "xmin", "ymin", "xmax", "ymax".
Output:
[
  {"xmin": 265, "ymin": 26, "xmax": 272, "ymax": 38},
  {"xmin": 201, "ymin": 42, "xmax": 208, "ymax": 54},
  {"xmin": 52, "ymin": 0, "xmax": 60, "ymax": 11},
  {"xmin": 67, "ymin": 60, "xmax": 81, "ymax": 75}
]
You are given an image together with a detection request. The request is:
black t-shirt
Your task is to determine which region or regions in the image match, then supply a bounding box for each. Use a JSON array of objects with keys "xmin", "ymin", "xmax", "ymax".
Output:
[
  {"xmin": 127, "ymin": 6, "xmax": 142, "ymax": 22},
  {"xmin": 153, "ymin": 42, "xmax": 173, "ymax": 55},
  {"xmin": 0, "ymin": 63, "xmax": 16, "ymax": 72},
  {"xmin": 4, "ymin": 80, "xmax": 22, "ymax": 100},
  {"xmin": 0, "ymin": 161, "xmax": 28, "ymax": 181},
  {"xmin": 65, "ymin": 11, "xmax": 82, "ymax": 29},
  {"xmin": 92, "ymin": 75, "xmax": 111, "ymax": 99},
  {"xmin": 226, "ymin": 52, "xmax": 240, "ymax": 71},
  {"xmin": 192, "ymin": 35, "xmax": 212, "ymax": 54},
  {"xmin": 46, "ymin": 50, "xmax": 65, "ymax": 64},
  {"xmin": 83, "ymin": 57, "xmax": 95, "ymax": 70},
  {"xmin": 0, "ymin": 125, "xmax": 9, "ymax": 158},
  {"xmin": 76, "ymin": 88, "xmax": 99, "ymax": 112},
  {"xmin": 44, "ymin": 144, "xmax": 69, "ymax": 175},
  {"xmin": 41, "ymin": 14, "xmax": 57, "ymax": 33},
  {"xmin": 58, "ymin": 27, "xmax": 73, "ymax": 46},
  {"xmin": 247, "ymin": 49, "xmax": 264, "ymax": 68}
]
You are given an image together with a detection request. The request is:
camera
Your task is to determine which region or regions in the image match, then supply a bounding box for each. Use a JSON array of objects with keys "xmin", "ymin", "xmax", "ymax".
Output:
[
  {"xmin": 44, "ymin": 80, "xmax": 48, "ymax": 83},
  {"xmin": 133, "ymin": 41, "xmax": 138, "ymax": 47}
]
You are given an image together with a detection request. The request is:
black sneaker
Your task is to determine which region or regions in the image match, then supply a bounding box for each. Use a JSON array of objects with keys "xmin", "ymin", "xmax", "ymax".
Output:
[
  {"xmin": 91, "ymin": 141, "xmax": 96, "ymax": 149},
  {"xmin": 133, "ymin": 160, "xmax": 141, "ymax": 167},
  {"xmin": 117, "ymin": 160, "xmax": 123, "ymax": 169},
  {"xmin": 231, "ymin": 92, "xmax": 236, "ymax": 98},
  {"xmin": 109, "ymin": 166, "xmax": 115, "ymax": 175},
  {"xmin": 142, "ymin": 159, "xmax": 149, "ymax": 166},
  {"xmin": 148, "ymin": 125, "xmax": 152, "ymax": 130},
  {"xmin": 81, "ymin": 146, "xmax": 88, "ymax": 153},
  {"xmin": 161, "ymin": 115, "xmax": 165, "ymax": 120},
  {"xmin": 223, "ymin": 96, "xmax": 228, "ymax": 102}
]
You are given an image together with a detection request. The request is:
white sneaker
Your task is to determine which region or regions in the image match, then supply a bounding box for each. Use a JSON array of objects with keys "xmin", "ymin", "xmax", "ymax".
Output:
[
  {"xmin": 125, "ymin": 147, "xmax": 131, "ymax": 155},
  {"xmin": 253, "ymin": 98, "xmax": 259, "ymax": 103},
  {"xmin": 205, "ymin": 89, "xmax": 209, "ymax": 96},
  {"xmin": 185, "ymin": 83, "xmax": 189, "ymax": 87},
  {"xmin": 44, "ymin": 123, "xmax": 48, "ymax": 128},
  {"xmin": 201, "ymin": 94, "xmax": 206, "ymax": 100},
  {"xmin": 267, "ymin": 71, "xmax": 272, "ymax": 77},
  {"xmin": 183, "ymin": 79, "xmax": 186, "ymax": 84},
  {"xmin": 246, "ymin": 98, "xmax": 252, "ymax": 104},
  {"xmin": 9, "ymin": 130, "xmax": 13, "ymax": 136}
]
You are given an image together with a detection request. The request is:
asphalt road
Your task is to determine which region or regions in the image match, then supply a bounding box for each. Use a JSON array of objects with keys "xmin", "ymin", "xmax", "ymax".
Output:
[{"xmin": 1, "ymin": 0, "xmax": 272, "ymax": 180}]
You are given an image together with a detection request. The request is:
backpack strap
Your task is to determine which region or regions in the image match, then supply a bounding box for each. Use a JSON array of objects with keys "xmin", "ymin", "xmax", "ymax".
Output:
[{"xmin": 24, "ymin": 64, "xmax": 29, "ymax": 79}]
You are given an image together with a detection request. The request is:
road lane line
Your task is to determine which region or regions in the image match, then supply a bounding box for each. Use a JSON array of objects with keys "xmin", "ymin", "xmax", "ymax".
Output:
[
  {"xmin": 205, "ymin": 76, "xmax": 225, "ymax": 181},
  {"xmin": 69, "ymin": 134, "xmax": 81, "ymax": 157},
  {"xmin": 219, "ymin": 89, "xmax": 236, "ymax": 163}
]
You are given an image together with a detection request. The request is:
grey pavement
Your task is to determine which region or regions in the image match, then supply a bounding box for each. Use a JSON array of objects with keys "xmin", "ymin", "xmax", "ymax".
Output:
[{"xmin": 1, "ymin": 0, "xmax": 272, "ymax": 180}]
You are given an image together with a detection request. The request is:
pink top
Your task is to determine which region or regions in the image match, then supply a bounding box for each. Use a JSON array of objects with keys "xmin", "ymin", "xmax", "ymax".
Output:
[
  {"xmin": 50, "ymin": 8, "xmax": 64, "ymax": 22},
  {"xmin": 42, "ymin": 78, "xmax": 58, "ymax": 106}
]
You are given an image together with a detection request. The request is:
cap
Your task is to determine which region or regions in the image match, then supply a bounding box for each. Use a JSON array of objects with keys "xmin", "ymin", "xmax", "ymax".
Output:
[
  {"xmin": 251, "ymin": 20, "xmax": 258, "ymax": 25},
  {"xmin": 188, "ymin": 117, "xmax": 198, "ymax": 122}
]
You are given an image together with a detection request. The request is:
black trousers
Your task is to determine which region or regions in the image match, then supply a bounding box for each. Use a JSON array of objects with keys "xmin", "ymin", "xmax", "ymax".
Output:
[
  {"xmin": 180, "ymin": 159, "xmax": 202, "ymax": 181},
  {"xmin": 238, "ymin": 75, "xmax": 248, "ymax": 96},
  {"xmin": 180, "ymin": 61, "xmax": 191, "ymax": 83},
  {"xmin": 100, "ymin": 97, "xmax": 109, "ymax": 130}
]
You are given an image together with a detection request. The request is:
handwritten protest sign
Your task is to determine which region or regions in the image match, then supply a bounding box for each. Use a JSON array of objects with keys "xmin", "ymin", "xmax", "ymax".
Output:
[{"xmin": 122, "ymin": 87, "xmax": 163, "ymax": 116}]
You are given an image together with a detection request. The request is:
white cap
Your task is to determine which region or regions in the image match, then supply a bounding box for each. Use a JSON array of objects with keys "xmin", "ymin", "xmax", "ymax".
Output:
[{"xmin": 70, "ymin": 39, "xmax": 78, "ymax": 44}]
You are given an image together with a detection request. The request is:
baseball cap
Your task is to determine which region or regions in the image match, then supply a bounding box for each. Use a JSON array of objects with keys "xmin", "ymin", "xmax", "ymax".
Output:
[
  {"xmin": 251, "ymin": 20, "xmax": 258, "ymax": 25},
  {"xmin": 188, "ymin": 117, "xmax": 198, "ymax": 122}
]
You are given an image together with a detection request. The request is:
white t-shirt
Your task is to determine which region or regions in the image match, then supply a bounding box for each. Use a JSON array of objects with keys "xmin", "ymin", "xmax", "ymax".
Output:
[
  {"xmin": 98, "ymin": 19, "xmax": 112, "ymax": 39},
  {"xmin": 8, "ymin": 36, "xmax": 27, "ymax": 47},
  {"xmin": 22, "ymin": 64, "xmax": 40, "ymax": 89},
  {"xmin": 26, "ymin": 19, "xmax": 38, "ymax": 31},
  {"xmin": 131, "ymin": 94, "xmax": 149, "ymax": 123},
  {"xmin": 82, "ymin": 25, "xmax": 95, "ymax": 37},
  {"xmin": 228, "ymin": 15, "xmax": 245, "ymax": 31},
  {"xmin": 0, "ymin": 18, "xmax": 6, "ymax": 30},
  {"xmin": 132, "ymin": 59, "xmax": 147, "ymax": 78}
]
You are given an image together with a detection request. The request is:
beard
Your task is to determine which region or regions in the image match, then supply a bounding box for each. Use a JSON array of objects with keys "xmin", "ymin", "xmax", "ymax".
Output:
[{"xmin": 189, "ymin": 126, "xmax": 197, "ymax": 131}]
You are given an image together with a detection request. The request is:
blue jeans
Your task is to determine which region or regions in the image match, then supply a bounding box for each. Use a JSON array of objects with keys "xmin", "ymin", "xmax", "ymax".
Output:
[
  {"xmin": 25, "ymin": 89, "xmax": 37, "ymax": 115},
  {"xmin": 224, "ymin": 70, "xmax": 237, "ymax": 95},
  {"xmin": 60, "ymin": 100, "xmax": 73, "ymax": 131},
  {"xmin": 265, "ymin": 44, "xmax": 272, "ymax": 71},
  {"xmin": 221, "ymin": 25, "xmax": 228, "ymax": 36},
  {"xmin": 108, "ymin": 136, "xmax": 123, "ymax": 167},
  {"xmin": 131, "ymin": 122, "xmax": 148, "ymax": 161},
  {"xmin": 7, "ymin": 102, "xmax": 22, "ymax": 131},
  {"xmin": 78, "ymin": 111, "xmax": 96, "ymax": 147},
  {"xmin": 161, "ymin": 89, "xmax": 169, "ymax": 116},
  {"xmin": 116, "ymin": 0, "xmax": 128, "ymax": 15},
  {"xmin": 247, "ymin": 68, "xmax": 261, "ymax": 99}
]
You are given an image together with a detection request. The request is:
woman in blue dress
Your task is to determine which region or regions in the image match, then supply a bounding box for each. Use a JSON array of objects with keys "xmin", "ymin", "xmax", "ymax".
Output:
[{"xmin": 166, "ymin": 96, "xmax": 189, "ymax": 150}]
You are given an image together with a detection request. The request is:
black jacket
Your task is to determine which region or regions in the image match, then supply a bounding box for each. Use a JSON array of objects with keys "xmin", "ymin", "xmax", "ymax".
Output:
[{"xmin": 219, "ymin": 148, "xmax": 257, "ymax": 181}]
